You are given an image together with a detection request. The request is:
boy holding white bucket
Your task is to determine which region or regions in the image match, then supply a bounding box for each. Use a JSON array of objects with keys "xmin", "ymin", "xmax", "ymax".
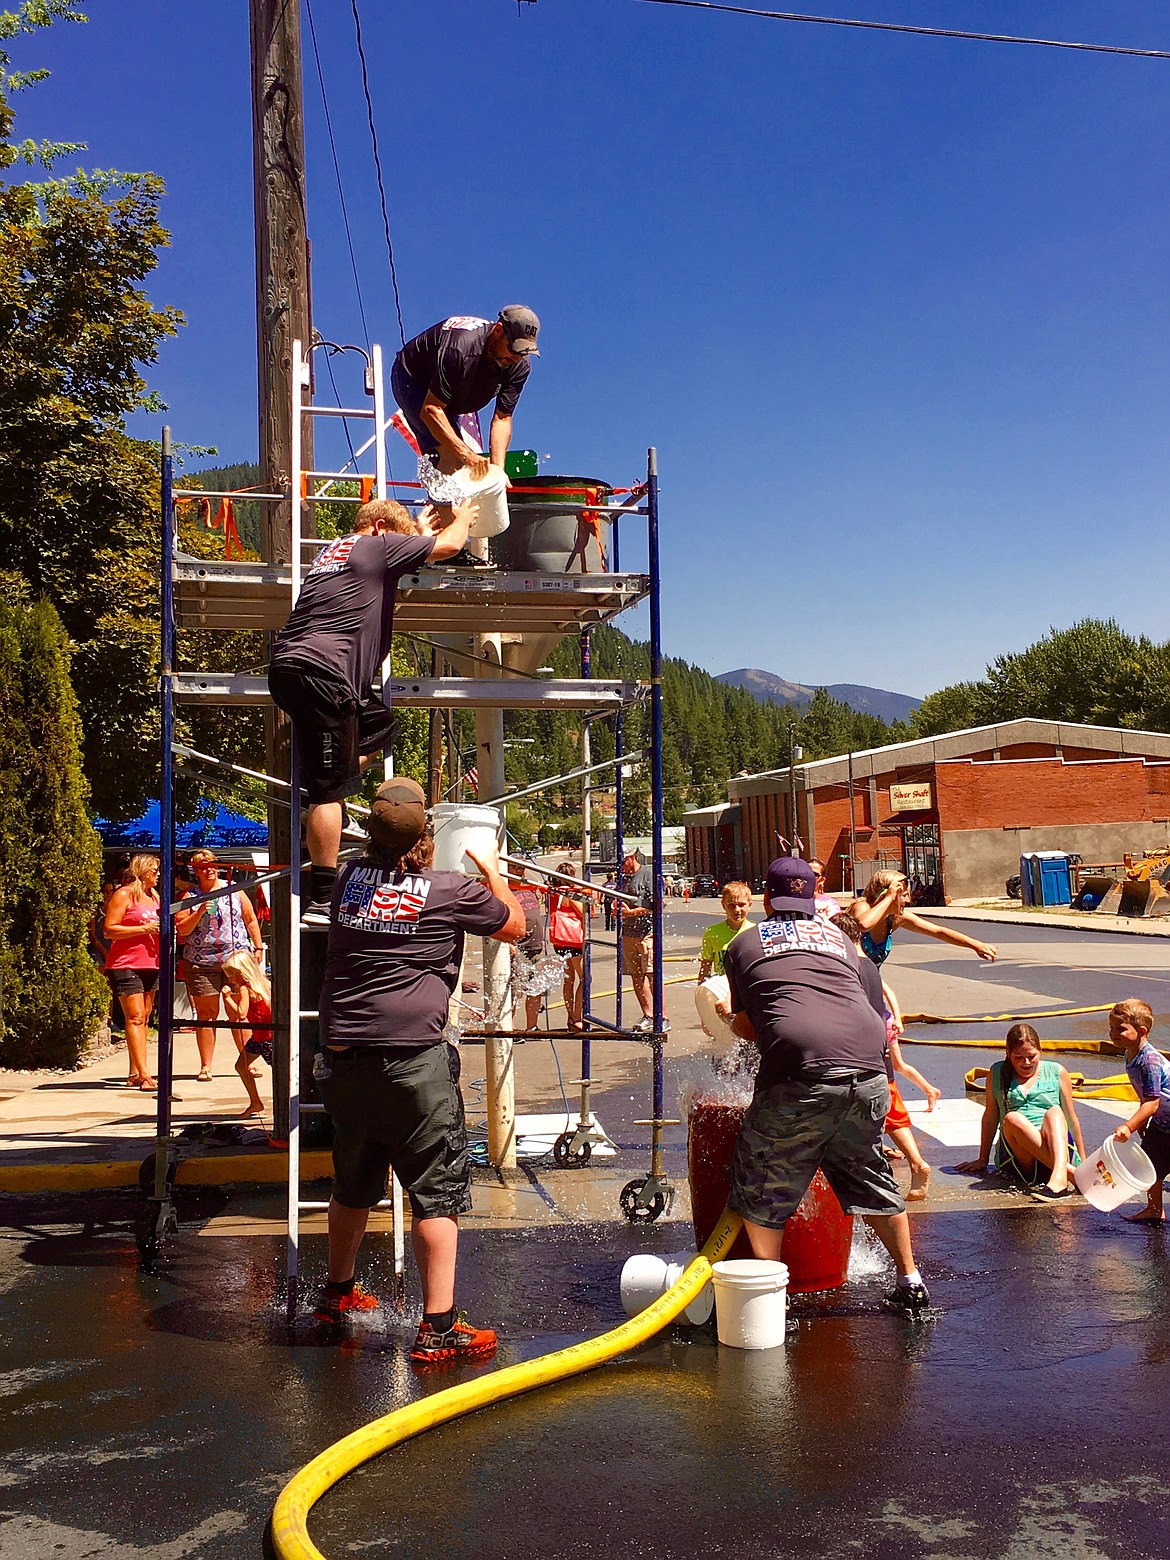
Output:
[{"xmin": 1111, "ymin": 999, "xmax": 1170, "ymax": 1225}]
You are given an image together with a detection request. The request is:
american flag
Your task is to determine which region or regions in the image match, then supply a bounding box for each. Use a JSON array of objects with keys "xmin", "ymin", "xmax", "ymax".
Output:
[{"xmin": 466, "ymin": 767, "xmax": 478, "ymax": 795}]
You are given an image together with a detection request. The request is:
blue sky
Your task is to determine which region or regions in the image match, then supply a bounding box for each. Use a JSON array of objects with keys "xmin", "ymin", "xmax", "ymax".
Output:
[{"xmin": 14, "ymin": 1, "xmax": 1170, "ymax": 697}]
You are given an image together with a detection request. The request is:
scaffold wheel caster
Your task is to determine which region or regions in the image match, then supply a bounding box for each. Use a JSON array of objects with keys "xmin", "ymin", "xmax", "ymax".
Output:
[
  {"xmin": 620, "ymin": 1177, "xmax": 666, "ymax": 1223},
  {"xmin": 552, "ymin": 1132, "xmax": 592, "ymax": 1168}
]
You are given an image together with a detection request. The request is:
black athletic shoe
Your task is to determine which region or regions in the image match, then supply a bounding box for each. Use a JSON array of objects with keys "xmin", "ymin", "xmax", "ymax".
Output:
[
  {"xmin": 442, "ymin": 547, "xmax": 495, "ymax": 570},
  {"xmin": 887, "ymin": 1280, "xmax": 932, "ymax": 1315},
  {"xmin": 301, "ymin": 899, "xmax": 332, "ymax": 926},
  {"xmin": 1029, "ymin": 1183, "xmax": 1075, "ymax": 1202}
]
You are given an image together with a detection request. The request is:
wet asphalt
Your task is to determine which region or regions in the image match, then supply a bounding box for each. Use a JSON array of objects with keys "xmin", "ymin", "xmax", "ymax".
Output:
[{"xmin": 1, "ymin": 912, "xmax": 1169, "ymax": 1558}]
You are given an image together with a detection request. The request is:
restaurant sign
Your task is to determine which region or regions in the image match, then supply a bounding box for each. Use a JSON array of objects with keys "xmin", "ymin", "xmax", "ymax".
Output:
[{"xmin": 890, "ymin": 781, "xmax": 933, "ymax": 812}]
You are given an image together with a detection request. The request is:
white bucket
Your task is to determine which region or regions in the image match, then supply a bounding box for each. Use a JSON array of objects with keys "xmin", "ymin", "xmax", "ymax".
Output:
[
  {"xmin": 695, "ymin": 975, "xmax": 734, "ymax": 1038},
  {"xmin": 711, "ymin": 1259, "xmax": 789, "ymax": 1350},
  {"xmin": 423, "ymin": 461, "xmax": 511, "ymax": 538},
  {"xmin": 1074, "ymin": 1133, "xmax": 1157, "ymax": 1211},
  {"xmin": 430, "ymin": 803, "xmax": 501, "ymax": 875},
  {"xmin": 619, "ymin": 1251, "xmax": 714, "ymax": 1327}
]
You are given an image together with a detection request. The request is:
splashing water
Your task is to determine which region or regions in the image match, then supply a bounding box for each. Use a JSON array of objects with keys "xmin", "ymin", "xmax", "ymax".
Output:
[
  {"xmin": 675, "ymin": 1044, "xmax": 758, "ymax": 1121},
  {"xmin": 847, "ymin": 1218, "xmax": 894, "ymax": 1285}
]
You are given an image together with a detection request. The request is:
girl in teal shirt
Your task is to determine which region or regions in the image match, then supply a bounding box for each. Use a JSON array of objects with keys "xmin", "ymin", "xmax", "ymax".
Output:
[{"xmin": 959, "ymin": 1023, "xmax": 1086, "ymax": 1201}]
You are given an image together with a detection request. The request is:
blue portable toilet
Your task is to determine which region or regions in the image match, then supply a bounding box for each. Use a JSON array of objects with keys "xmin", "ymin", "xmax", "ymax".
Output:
[
  {"xmin": 1019, "ymin": 853, "xmax": 1036, "ymax": 906},
  {"xmin": 1034, "ymin": 851, "xmax": 1072, "ymax": 907}
]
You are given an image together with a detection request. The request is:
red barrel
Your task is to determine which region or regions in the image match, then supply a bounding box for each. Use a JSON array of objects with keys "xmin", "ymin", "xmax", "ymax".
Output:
[{"xmin": 687, "ymin": 1098, "xmax": 854, "ymax": 1293}]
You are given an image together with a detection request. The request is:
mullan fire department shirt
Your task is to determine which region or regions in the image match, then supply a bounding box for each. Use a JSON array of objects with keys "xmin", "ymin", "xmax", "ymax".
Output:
[
  {"xmin": 723, "ymin": 914, "xmax": 888, "ymax": 1088},
  {"xmin": 320, "ymin": 862, "xmax": 509, "ymax": 1048},
  {"xmin": 271, "ymin": 530, "xmax": 433, "ymax": 701}
]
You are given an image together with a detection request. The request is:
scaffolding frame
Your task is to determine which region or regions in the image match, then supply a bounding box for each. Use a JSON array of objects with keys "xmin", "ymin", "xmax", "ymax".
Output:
[{"xmin": 142, "ymin": 340, "xmax": 672, "ymax": 1296}]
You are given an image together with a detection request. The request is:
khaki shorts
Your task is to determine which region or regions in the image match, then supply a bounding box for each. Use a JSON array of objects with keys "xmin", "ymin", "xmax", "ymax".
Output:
[
  {"xmin": 622, "ymin": 934, "xmax": 653, "ymax": 979},
  {"xmin": 185, "ymin": 965, "xmax": 228, "ymax": 999}
]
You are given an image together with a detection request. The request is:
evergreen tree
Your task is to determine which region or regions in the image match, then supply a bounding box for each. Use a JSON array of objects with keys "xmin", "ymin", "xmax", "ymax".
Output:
[{"xmin": 0, "ymin": 596, "xmax": 106, "ymax": 1067}]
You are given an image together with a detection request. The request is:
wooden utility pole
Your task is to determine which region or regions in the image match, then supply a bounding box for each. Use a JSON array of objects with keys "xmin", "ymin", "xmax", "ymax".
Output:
[{"xmin": 251, "ymin": 0, "xmax": 312, "ymax": 1137}]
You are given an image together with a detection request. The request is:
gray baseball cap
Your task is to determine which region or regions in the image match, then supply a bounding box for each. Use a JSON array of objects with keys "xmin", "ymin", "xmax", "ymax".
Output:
[{"xmin": 498, "ymin": 305, "xmax": 540, "ymax": 355}]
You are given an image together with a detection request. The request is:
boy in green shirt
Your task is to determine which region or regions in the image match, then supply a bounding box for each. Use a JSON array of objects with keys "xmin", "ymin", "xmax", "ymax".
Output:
[{"xmin": 697, "ymin": 882, "xmax": 754, "ymax": 1032}]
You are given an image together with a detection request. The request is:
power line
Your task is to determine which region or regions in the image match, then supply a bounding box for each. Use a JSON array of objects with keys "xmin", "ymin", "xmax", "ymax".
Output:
[
  {"xmin": 305, "ymin": 0, "xmax": 371, "ymax": 351},
  {"xmin": 634, "ymin": 0, "xmax": 1170, "ymax": 59},
  {"xmin": 350, "ymin": 0, "xmax": 407, "ymax": 345}
]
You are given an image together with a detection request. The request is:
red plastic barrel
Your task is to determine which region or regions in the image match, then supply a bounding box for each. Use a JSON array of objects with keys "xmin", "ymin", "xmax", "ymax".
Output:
[{"xmin": 687, "ymin": 1097, "xmax": 854, "ymax": 1293}]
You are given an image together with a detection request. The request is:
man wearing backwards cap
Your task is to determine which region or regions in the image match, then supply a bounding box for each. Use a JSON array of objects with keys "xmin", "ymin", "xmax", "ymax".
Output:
[
  {"xmin": 269, "ymin": 497, "xmax": 473, "ymax": 925},
  {"xmin": 313, "ymin": 777, "xmax": 526, "ymax": 1361},
  {"xmin": 721, "ymin": 856, "xmax": 931, "ymax": 1315},
  {"xmin": 392, "ymin": 307, "xmax": 539, "ymax": 484}
]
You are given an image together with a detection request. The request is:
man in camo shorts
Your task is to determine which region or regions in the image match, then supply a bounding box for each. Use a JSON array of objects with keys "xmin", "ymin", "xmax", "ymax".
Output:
[{"xmin": 722, "ymin": 856, "xmax": 931, "ymax": 1315}]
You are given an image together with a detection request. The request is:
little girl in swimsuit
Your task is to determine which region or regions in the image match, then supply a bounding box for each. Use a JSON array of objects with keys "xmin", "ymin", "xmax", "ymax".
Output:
[{"xmin": 222, "ymin": 951, "xmax": 272, "ymax": 1119}]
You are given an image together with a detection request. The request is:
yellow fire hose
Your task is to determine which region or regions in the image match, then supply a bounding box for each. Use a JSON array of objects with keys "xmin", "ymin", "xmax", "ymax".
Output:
[
  {"xmin": 905, "ymin": 1003, "xmax": 1114, "ymax": 1024},
  {"xmin": 271, "ymin": 1208, "xmax": 745, "ymax": 1560}
]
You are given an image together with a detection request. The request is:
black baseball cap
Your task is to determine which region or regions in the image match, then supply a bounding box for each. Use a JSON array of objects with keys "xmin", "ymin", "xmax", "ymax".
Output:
[
  {"xmin": 764, "ymin": 856, "xmax": 817, "ymax": 915},
  {"xmin": 498, "ymin": 305, "xmax": 540, "ymax": 355},
  {"xmin": 367, "ymin": 777, "xmax": 427, "ymax": 855}
]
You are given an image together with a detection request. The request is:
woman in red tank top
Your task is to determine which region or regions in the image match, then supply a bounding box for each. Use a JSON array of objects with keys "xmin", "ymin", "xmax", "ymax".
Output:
[{"xmin": 104, "ymin": 855, "xmax": 161, "ymax": 1091}]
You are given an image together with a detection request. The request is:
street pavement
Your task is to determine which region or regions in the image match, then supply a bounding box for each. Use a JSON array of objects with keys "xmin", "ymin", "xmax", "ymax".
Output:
[{"xmin": 0, "ymin": 906, "xmax": 1167, "ymax": 1557}]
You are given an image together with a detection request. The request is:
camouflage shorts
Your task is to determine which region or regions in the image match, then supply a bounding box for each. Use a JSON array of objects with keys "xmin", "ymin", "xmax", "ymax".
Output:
[{"xmin": 729, "ymin": 1072, "xmax": 905, "ymax": 1229}]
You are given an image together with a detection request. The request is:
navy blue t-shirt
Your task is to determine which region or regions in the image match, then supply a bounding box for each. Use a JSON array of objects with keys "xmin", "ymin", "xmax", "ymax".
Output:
[
  {"xmin": 321, "ymin": 862, "xmax": 510, "ymax": 1048},
  {"xmin": 271, "ymin": 530, "xmax": 433, "ymax": 701},
  {"xmin": 723, "ymin": 914, "xmax": 888, "ymax": 1088},
  {"xmin": 395, "ymin": 317, "xmax": 530, "ymax": 418}
]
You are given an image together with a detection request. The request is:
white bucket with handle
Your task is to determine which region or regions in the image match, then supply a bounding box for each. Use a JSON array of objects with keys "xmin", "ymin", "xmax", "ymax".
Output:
[
  {"xmin": 619, "ymin": 1250, "xmax": 713, "ymax": 1326},
  {"xmin": 711, "ymin": 1259, "xmax": 789, "ymax": 1350},
  {"xmin": 695, "ymin": 975, "xmax": 734, "ymax": 1038},
  {"xmin": 422, "ymin": 460, "xmax": 510, "ymax": 537},
  {"xmin": 430, "ymin": 804, "xmax": 501, "ymax": 875},
  {"xmin": 1074, "ymin": 1133, "xmax": 1157, "ymax": 1211}
]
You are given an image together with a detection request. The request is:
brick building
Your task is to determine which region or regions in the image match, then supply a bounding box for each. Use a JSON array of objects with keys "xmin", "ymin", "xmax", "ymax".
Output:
[{"xmin": 683, "ymin": 719, "xmax": 1170, "ymax": 900}]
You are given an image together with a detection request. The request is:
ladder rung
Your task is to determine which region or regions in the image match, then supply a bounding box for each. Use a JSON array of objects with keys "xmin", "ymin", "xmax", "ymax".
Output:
[
  {"xmin": 296, "ymin": 1198, "xmax": 394, "ymax": 1211},
  {"xmin": 300, "ymin": 1103, "xmax": 326, "ymax": 1114},
  {"xmin": 303, "ymin": 407, "xmax": 376, "ymax": 420}
]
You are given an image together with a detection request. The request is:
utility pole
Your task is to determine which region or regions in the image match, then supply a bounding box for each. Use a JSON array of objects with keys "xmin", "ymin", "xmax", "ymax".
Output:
[
  {"xmin": 788, "ymin": 725, "xmax": 803, "ymax": 857},
  {"xmin": 251, "ymin": 0, "xmax": 312, "ymax": 1137},
  {"xmin": 847, "ymin": 750, "xmax": 857, "ymax": 893}
]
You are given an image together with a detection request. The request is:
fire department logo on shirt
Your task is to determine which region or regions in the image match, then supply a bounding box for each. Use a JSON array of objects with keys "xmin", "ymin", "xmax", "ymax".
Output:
[
  {"xmin": 338, "ymin": 868, "xmax": 432, "ymax": 934},
  {"xmin": 758, "ymin": 917, "xmax": 850, "ymax": 963},
  {"xmin": 309, "ymin": 535, "xmax": 361, "ymax": 577}
]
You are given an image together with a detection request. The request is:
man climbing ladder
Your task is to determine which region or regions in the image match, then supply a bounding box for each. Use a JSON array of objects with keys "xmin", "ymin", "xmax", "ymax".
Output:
[{"xmin": 268, "ymin": 497, "xmax": 471, "ymax": 923}]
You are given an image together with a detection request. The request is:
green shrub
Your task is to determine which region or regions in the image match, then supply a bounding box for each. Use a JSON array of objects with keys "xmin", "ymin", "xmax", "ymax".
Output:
[{"xmin": 0, "ymin": 598, "xmax": 107, "ymax": 1067}]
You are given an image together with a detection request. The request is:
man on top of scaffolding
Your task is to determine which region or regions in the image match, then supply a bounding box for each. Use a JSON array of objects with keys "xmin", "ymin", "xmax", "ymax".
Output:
[
  {"xmin": 268, "ymin": 497, "xmax": 472, "ymax": 924},
  {"xmin": 391, "ymin": 308, "xmax": 540, "ymax": 561}
]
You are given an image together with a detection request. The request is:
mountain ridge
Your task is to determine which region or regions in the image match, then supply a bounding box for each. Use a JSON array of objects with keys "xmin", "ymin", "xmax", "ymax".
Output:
[{"xmin": 717, "ymin": 668, "xmax": 921, "ymax": 725}]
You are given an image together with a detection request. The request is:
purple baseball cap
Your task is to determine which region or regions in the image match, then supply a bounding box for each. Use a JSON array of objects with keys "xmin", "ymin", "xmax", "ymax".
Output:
[{"xmin": 764, "ymin": 856, "xmax": 817, "ymax": 915}]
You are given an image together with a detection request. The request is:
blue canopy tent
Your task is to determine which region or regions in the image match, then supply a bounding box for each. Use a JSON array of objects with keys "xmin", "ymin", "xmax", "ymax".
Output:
[{"xmin": 94, "ymin": 801, "xmax": 267, "ymax": 852}]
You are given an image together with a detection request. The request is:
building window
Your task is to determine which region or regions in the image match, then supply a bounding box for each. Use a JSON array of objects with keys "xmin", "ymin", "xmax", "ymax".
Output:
[{"xmin": 903, "ymin": 824, "xmax": 943, "ymax": 904}]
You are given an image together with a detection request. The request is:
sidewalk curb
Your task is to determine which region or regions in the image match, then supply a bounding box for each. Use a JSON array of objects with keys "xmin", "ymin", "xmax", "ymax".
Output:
[
  {"xmin": 917, "ymin": 906, "xmax": 1170, "ymax": 938},
  {"xmin": 0, "ymin": 1148, "xmax": 335, "ymax": 1195}
]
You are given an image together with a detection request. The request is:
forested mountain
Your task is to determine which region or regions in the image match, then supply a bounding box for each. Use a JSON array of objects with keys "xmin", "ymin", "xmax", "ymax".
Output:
[
  {"xmin": 717, "ymin": 668, "xmax": 920, "ymax": 724},
  {"xmin": 493, "ymin": 625, "xmax": 904, "ymax": 837}
]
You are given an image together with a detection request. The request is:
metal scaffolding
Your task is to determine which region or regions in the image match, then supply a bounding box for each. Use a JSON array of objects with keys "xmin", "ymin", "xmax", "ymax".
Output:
[{"xmin": 140, "ymin": 341, "xmax": 672, "ymax": 1303}]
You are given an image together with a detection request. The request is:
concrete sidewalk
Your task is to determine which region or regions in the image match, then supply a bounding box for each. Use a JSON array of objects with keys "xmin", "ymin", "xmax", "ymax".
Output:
[{"xmin": 919, "ymin": 902, "xmax": 1170, "ymax": 936}]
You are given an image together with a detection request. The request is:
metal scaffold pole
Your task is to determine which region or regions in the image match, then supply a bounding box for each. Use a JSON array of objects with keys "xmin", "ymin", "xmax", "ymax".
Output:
[
  {"xmin": 476, "ymin": 634, "xmax": 516, "ymax": 1170},
  {"xmin": 139, "ymin": 428, "xmax": 180, "ymax": 1266}
]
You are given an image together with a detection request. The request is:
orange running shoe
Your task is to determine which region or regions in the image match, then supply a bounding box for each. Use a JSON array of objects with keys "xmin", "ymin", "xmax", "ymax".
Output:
[
  {"xmin": 312, "ymin": 1281, "xmax": 380, "ymax": 1324},
  {"xmin": 409, "ymin": 1310, "xmax": 497, "ymax": 1365}
]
